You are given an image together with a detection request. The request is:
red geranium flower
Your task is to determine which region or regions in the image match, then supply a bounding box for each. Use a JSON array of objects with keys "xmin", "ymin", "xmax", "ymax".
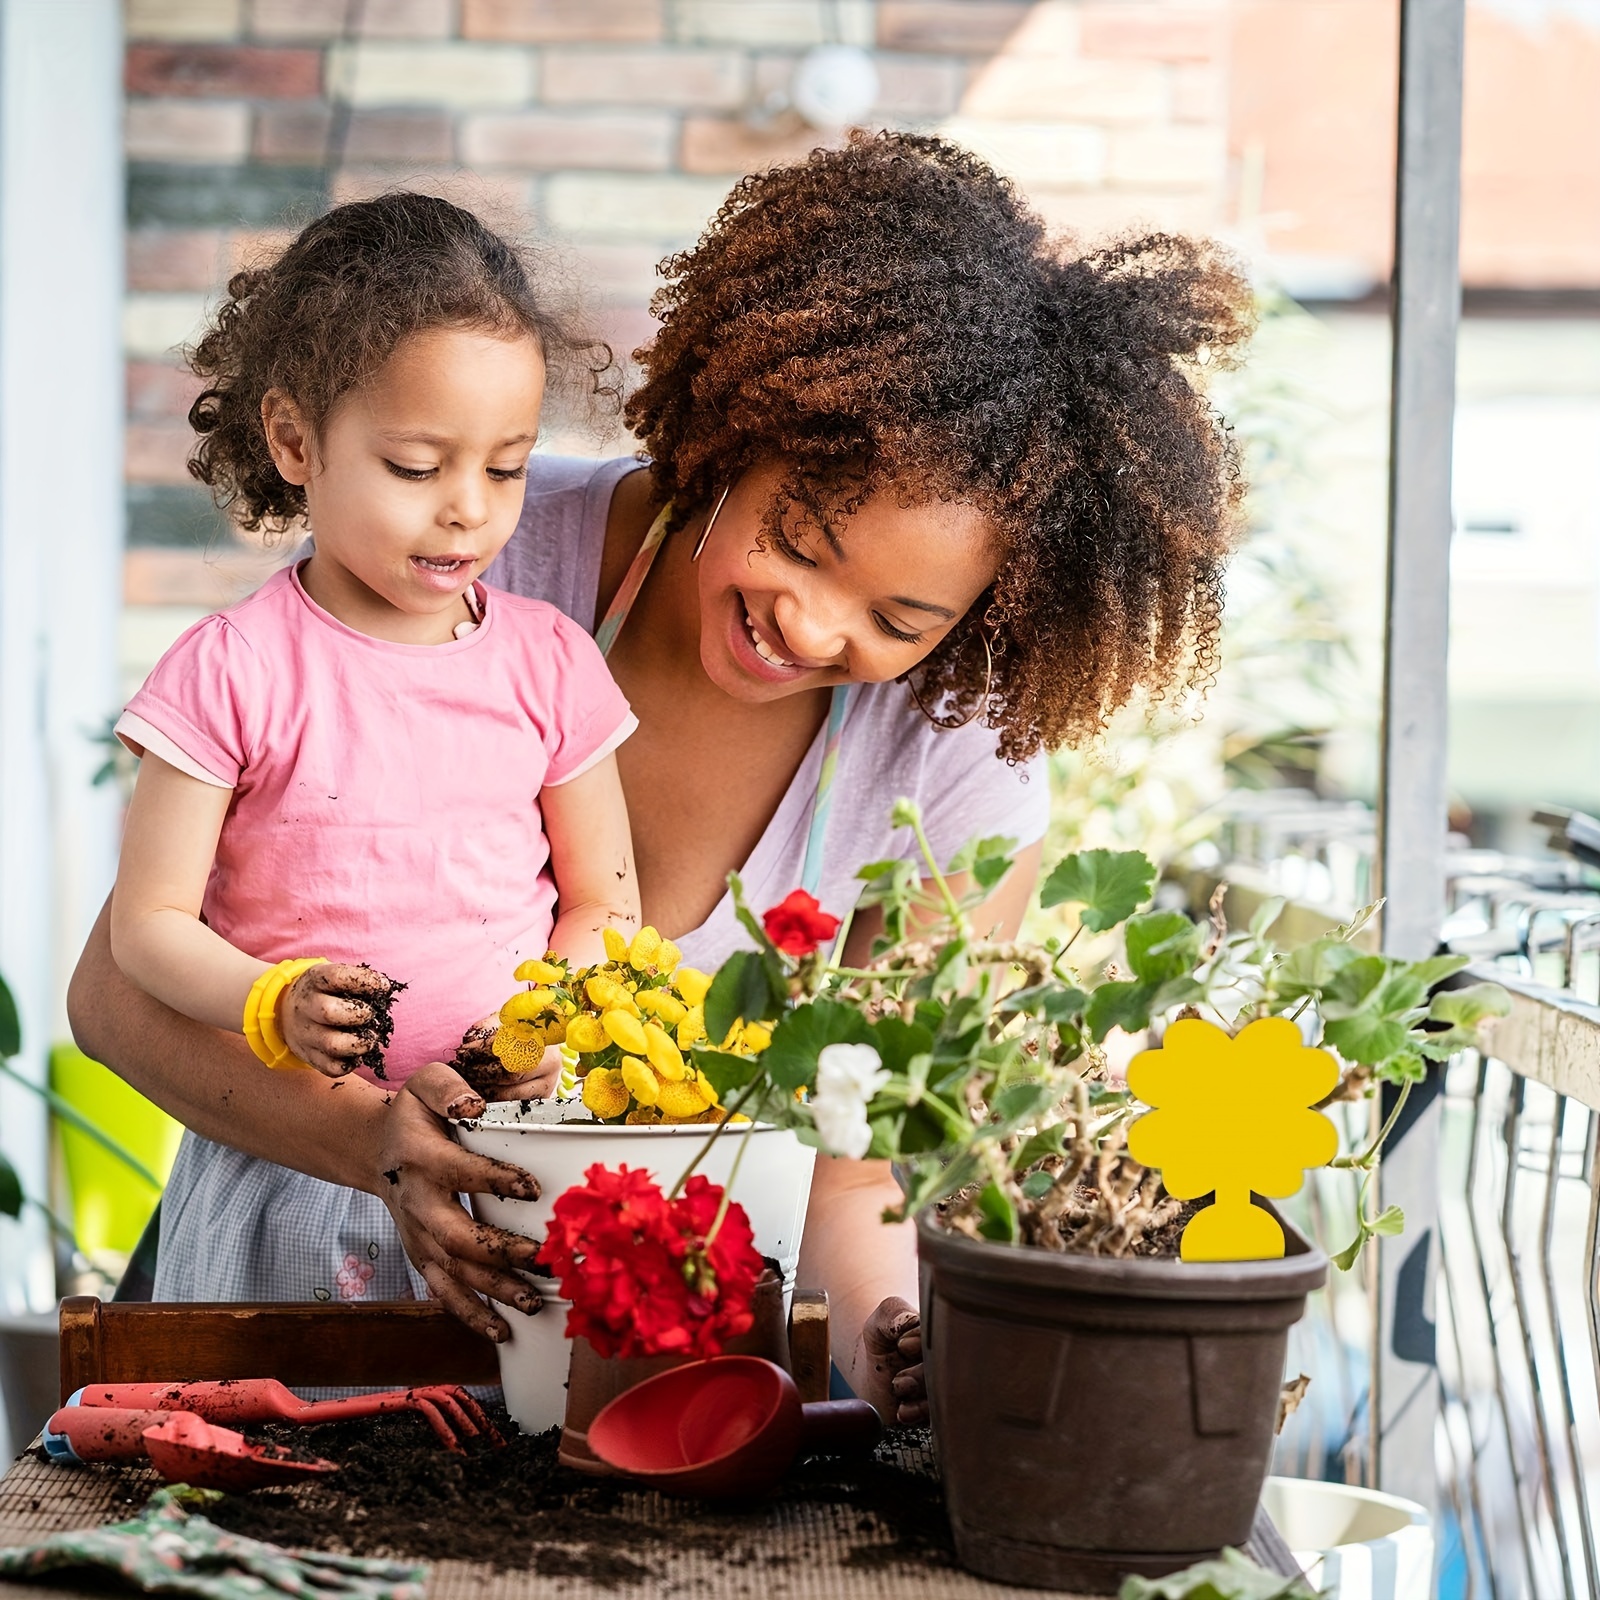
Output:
[
  {"xmin": 762, "ymin": 889, "xmax": 841, "ymax": 956},
  {"xmin": 536, "ymin": 1164, "xmax": 763, "ymax": 1360}
]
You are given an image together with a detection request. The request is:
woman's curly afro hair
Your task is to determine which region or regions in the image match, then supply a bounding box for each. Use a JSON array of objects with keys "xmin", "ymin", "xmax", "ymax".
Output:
[{"xmin": 625, "ymin": 131, "xmax": 1255, "ymax": 763}]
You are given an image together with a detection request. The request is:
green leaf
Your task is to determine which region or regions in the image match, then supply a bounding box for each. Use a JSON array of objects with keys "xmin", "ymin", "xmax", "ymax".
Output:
[
  {"xmin": 1039, "ymin": 849, "xmax": 1157, "ymax": 932},
  {"xmin": 947, "ymin": 834, "xmax": 1018, "ymax": 893},
  {"xmin": 1330, "ymin": 1230, "xmax": 1366, "ymax": 1273},
  {"xmin": 974, "ymin": 1181, "xmax": 1018, "ymax": 1244},
  {"xmin": 1428, "ymin": 981, "xmax": 1512, "ymax": 1031},
  {"xmin": 1371, "ymin": 1204, "xmax": 1406, "ymax": 1236},
  {"xmin": 1020, "ymin": 1169, "xmax": 1055, "ymax": 1200},
  {"xmin": 1117, "ymin": 1545, "xmax": 1318, "ymax": 1599},
  {"xmin": 1276, "ymin": 936, "xmax": 1361, "ymax": 1000},
  {"xmin": 998, "ymin": 982, "xmax": 1089, "ymax": 1024},
  {"xmin": 1319, "ymin": 954, "xmax": 1392, "ymax": 1017},
  {"xmin": 1248, "ymin": 897, "xmax": 1286, "ymax": 941},
  {"xmin": 1086, "ymin": 980, "xmax": 1155, "ymax": 1042},
  {"xmin": 693, "ymin": 1049, "xmax": 762, "ymax": 1100},
  {"xmin": 1013, "ymin": 1123, "xmax": 1067, "ymax": 1171},
  {"xmin": 868, "ymin": 1016, "xmax": 935, "ymax": 1075},
  {"xmin": 992, "ymin": 1081, "xmax": 1057, "ymax": 1129},
  {"xmin": 762, "ymin": 1000, "xmax": 874, "ymax": 1093},
  {"xmin": 0, "ymin": 1153, "xmax": 21, "ymax": 1220},
  {"xmin": 704, "ymin": 950, "xmax": 781, "ymax": 1046},
  {"xmin": 0, "ymin": 974, "xmax": 18, "ymax": 1058},
  {"xmin": 1408, "ymin": 953, "xmax": 1471, "ymax": 989},
  {"xmin": 1320, "ymin": 1011, "xmax": 1413, "ymax": 1067},
  {"xmin": 1124, "ymin": 911, "xmax": 1203, "ymax": 986}
]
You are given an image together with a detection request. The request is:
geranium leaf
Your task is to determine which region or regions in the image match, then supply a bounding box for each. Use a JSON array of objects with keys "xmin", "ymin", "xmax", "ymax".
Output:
[
  {"xmin": 997, "ymin": 982, "xmax": 1089, "ymax": 1024},
  {"xmin": 1124, "ymin": 911, "xmax": 1203, "ymax": 985},
  {"xmin": 1321, "ymin": 1011, "xmax": 1412, "ymax": 1067},
  {"xmin": 1117, "ymin": 1544, "xmax": 1318, "ymax": 1598},
  {"xmin": 1428, "ymin": 981, "xmax": 1512, "ymax": 1030},
  {"xmin": 1086, "ymin": 980, "xmax": 1155, "ymax": 1042},
  {"xmin": 1021, "ymin": 1169, "xmax": 1055, "ymax": 1200},
  {"xmin": 992, "ymin": 1081, "xmax": 1057, "ymax": 1129},
  {"xmin": 947, "ymin": 834, "xmax": 1018, "ymax": 892},
  {"xmin": 1039, "ymin": 849, "xmax": 1156, "ymax": 931},
  {"xmin": 1276, "ymin": 936, "xmax": 1361, "ymax": 1000},
  {"xmin": 1330, "ymin": 1230, "xmax": 1366, "ymax": 1273},
  {"xmin": 1408, "ymin": 953, "xmax": 1471, "ymax": 989},
  {"xmin": 869, "ymin": 1016, "xmax": 935, "ymax": 1075},
  {"xmin": 1248, "ymin": 897, "xmax": 1286, "ymax": 941},
  {"xmin": 1013, "ymin": 1123, "xmax": 1067, "ymax": 1170},
  {"xmin": 0, "ymin": 1153, "xmax": 21, "ymax": 1220},
  {"xmin": 704, "ymin": 950, "xmax": 780, "ymax": 1046},
  {"xmin": 1371, "ymin": 1204, "xmax": 1406, "ymax": 1236},
  {"xmin": 693, "ymin": 1049, "xmax": 762, "ymax": 1100},
  {"xmin": 974, "ymin": 1181, "xmax": 1017, "ymax": 1244},
  {"xmin": 762, "ymin": 1000, "xmax": 874, "ymax": 1093}
]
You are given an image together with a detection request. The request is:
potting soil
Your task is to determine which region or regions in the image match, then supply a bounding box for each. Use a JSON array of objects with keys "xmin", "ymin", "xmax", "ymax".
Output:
[{"xmin": 198, "ymin": 1410, "xmax": 954, "ymax": 1585}]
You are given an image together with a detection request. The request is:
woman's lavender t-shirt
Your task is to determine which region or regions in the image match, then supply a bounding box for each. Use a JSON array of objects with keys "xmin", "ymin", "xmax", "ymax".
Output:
[{"xmin": 486, "ymin": 455, "xmax": 1052, "ymax": 969}]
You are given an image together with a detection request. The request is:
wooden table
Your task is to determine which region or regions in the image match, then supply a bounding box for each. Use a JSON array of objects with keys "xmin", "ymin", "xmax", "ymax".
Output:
[{"xmin": 0, "ymin": 1436, "xmax": 1303, "ymax": 1599}]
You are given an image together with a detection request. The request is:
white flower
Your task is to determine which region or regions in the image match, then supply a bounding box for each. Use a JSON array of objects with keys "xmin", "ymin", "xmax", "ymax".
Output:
[{"xmin": 811, "ymin": 1042, "xmax": 890, "ymax": 1160}]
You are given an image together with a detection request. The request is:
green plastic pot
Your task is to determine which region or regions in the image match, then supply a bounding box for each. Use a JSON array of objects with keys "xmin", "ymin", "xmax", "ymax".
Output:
[{"xmin": 49, "ymin": 1044, "xmax": 182, "ymax": 1256}]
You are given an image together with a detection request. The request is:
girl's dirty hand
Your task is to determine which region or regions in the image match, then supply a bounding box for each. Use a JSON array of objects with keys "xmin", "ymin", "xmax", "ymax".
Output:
[
  {"xmin": 859, "ymin": 1296, "xmax": 927, "ymax": 1426},
  {"xmin": 280, "ymin": 962, "xmax": 396, "ymax": 1077}
]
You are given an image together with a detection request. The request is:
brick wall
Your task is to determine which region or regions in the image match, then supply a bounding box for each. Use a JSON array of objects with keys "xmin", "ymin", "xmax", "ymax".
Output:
[{"xmin": 120, "ymin": 0, "xmax": 1230, "ymax": 663}]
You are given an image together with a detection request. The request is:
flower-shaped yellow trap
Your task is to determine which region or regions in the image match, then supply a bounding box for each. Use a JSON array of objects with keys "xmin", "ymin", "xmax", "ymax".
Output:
[{"xmin": 1126, "ymin": 1016, "xmax": 1339, "ymax": 1261}]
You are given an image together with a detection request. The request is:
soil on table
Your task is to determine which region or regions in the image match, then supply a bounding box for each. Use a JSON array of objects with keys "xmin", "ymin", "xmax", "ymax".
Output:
[{"xmin": 198, "ymin": 1408, "xmax": 953, "ymax": 1586}]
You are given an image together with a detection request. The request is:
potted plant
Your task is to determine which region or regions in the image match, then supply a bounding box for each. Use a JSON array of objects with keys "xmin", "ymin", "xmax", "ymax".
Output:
[
  {"xmin": 521, "ymin": 799, "xmax": 1503, "ymax": 1593},
  {"xmin": 450, "ymin": 934, "xmax": 816, "ymax": 1431}
]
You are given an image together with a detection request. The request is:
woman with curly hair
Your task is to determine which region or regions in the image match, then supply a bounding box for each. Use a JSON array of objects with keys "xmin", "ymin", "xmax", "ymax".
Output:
[{"xmin": 71, "ymin": 131, "xmax": 1250, "ymax": 1424}]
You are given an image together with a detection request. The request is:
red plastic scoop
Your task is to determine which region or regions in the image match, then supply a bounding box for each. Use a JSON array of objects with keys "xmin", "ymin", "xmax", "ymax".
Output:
[
  {"xmin": 44, "ymin": 1405, "xmax": 335, "ymax": 1492},
  {"xmin": 74, "ymin": 1378, "xmax": 501, "ymax": 1452},
  {"xmin": 587, "ymin": 1355, "xmax": 881, "ymax": 1499}
]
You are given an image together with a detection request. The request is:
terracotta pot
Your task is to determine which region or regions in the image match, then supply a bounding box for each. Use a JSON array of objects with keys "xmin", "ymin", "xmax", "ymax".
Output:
[
  {"xmin": 917, "ymin": 1206, "xmax": 1328, "ymax": 1594},
  {"xmin": 558, "ymin": 1269, "xmax": 791, "ymax": 1474}
]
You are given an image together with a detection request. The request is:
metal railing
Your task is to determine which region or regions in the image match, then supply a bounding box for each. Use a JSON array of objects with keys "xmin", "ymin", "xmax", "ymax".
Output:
[{"xmin": 1197, "ymin": 791, "xmax": 1600, "ymax": 1598}]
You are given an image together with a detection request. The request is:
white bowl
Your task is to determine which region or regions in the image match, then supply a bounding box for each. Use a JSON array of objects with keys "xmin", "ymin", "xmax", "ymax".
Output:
[
  {"xmin": 1262, "ymin": 1476, "xmax": 1433, "ymax": 1599},
  {"xmin": 452, "ymin": 1098, "xmax": 817, "ymax": 1293}
]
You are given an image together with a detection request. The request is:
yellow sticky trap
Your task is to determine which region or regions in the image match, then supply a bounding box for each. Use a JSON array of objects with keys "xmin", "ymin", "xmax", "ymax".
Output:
[{"xmin": 1126, "ymin": 1016, "xmax": 1339, "ymax": 1261}]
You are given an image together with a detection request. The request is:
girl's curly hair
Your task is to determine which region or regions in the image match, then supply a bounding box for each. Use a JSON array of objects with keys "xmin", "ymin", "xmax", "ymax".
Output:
[
  {"xmin": 625, "ymin": 131, "xmax": 1254, "ymax": 762},
  {"xmin": 187, "ymin": 192, "xmax": 611, "ymax": 534}
]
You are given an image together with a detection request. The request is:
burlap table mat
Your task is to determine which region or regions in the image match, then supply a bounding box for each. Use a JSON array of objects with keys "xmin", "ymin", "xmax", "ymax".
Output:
[{"xmin": 0, "ymin": 1440, "xmax": 1296, "ymax": 1599}]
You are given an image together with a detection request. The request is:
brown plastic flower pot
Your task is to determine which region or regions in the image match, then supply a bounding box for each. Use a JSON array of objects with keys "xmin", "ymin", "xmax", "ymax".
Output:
[{"xmin": 917, "ymin": 1206, "xmax": 1327, "ymax": 1594}]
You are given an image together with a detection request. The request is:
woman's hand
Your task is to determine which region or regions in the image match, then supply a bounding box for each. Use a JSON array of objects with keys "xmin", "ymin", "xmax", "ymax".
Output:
[
  {"xmin": 853, "ymin": 1296, "xmax": 927, "ymax": 1426},
  {"xmin": 371, "ymin": 1061, "xmax": 550, "ymax": 1341},
  {"xmin": 452, "ymin": 1017, "xmax": 563, "ymax": 1101},
  {"xmin": 280, "ymin": 962, "xmax": 394, "ymax": 1076}
]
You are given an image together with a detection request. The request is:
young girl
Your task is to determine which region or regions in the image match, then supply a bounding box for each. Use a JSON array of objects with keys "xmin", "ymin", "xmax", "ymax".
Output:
[{"xmin": 111, "ymin": 193, "xmax": 637, "ymax": 1120}]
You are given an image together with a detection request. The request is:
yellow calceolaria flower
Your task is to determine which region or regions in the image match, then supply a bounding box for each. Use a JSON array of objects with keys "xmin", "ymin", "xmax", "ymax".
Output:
[
  {"xmin": 657, "ymin": 938, "xmax": 682, "ymax": 975},
  {"xmin": 627, "ymin": 927, "xmax": 662, "ymax": 970},
  {"xmin": 581, "ymin": 1066, "xmax": 630, "ymax": 1120},
  {"xmin": 602, "ymin": 927, "xmax": 630, "ymax": 964},
  {"xmin": 658, "ymin": 1077, "xmax": 711, "ymax": 1120},
  {"xmin": 586, "ymin": 974, "xmax": 637, "ymax": 1014},
  {"xmin": 565, "ymin": 1014, "xmax": 609, "ymax": 1053},
  {"xmin": 514, "ymin": 958, "xmax": 566, "ymax": 985},
  {"xmin": 620, "ymin": 1055, "xmax": 660, "ymax": 1106},
  {"xmin": 740, "ymin": 1022, "xmax": 772, "ymax": 1054},
  {"xmin": 626, "ymin": 1105, "xmax": 663, "ymax": 1126},
  {"xmin": 602, "ymin": 1009, "xmax": 649, "ymax": 1056},
  {"xmin": 676, "ymin": 1007, "xmax": 707, "ymax": 1049},
  {"xmin": 643, "ymin": 1022, "xmax": 687, "ymax": 1080},
  {"xmin": 637, "ymin": 990, "xmax": 687, "ymax": 1027},
  {"xmin": 542, "ymin": 1017, "xmax": 567, "ymax": 1045},
  {"xmin": 674, "ymin": 967, "xmax": 713, "ymax": 1008},
  {"xmin": 500, "ymin": 989, "xmax": 556, "ymax": 1025},
  {"xmin": 492, "ymin": 1027, "xmax": 544, "ymax": 1076}
]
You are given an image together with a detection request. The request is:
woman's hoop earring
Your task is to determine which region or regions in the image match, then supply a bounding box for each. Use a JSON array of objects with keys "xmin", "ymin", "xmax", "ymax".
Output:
[
  {"xmin": 692, "ymin": 485, "xmax": 731, "ymax": 562},
  {"xmin": 908, "ymin": 627, "xmax": 995, "ymax": 731}
]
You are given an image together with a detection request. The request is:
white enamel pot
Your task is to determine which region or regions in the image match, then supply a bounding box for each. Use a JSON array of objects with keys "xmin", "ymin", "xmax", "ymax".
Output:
[
  {"xmin": 1262, "ymin": 1476, "xmax": 1432, "ymax": 1599},
  {"xmin": 453, "ymin": 1100, "xmax": 816, "ymax": 1291}
]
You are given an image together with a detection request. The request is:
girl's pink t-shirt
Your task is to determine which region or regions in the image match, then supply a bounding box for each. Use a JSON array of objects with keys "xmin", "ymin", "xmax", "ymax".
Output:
[{"xmin": 115, "ymin": 563, "xmax": 634, "ymax": 1082}]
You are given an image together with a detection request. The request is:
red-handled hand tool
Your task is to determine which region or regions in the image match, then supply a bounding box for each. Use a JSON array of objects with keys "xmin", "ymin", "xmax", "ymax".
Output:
[{"xmin": 70, "ymin": 1379, "xmax": 503, "ymax": 1453}]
